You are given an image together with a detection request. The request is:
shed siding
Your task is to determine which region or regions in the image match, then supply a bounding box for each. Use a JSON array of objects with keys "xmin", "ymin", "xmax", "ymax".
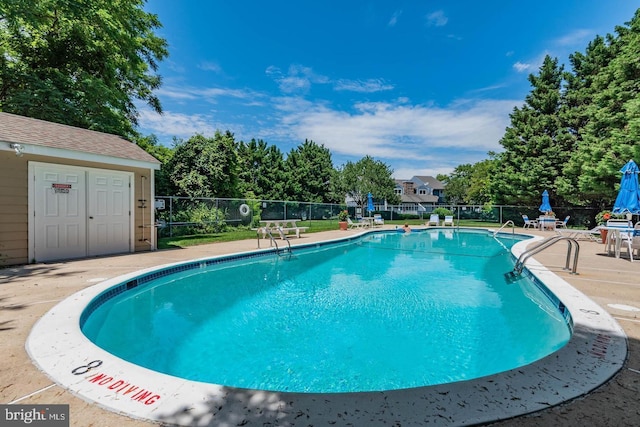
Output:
[{"xmin": 0, "ymin": 152, "xmax": 28, "ymax": 265}]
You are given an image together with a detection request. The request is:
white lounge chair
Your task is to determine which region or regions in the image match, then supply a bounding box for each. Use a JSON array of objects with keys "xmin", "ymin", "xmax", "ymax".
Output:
[
  {"xmin": 427, "ymin": 214, "xmax": 439, "ymax": 226},
  {"xmin": 443, "ymin": 215, "xmax": 454, "ymax": 226},
  {"xmin": 556, "ymin": 226, "xmax": 602, "ymax": 242},
  {"xmin": 373, "ymin": 214, "xmax": 384, "ymax": 227},
  {"xmin": 522, "ymin": 215, "xmax": 538, "ymax": 229},
  {"xmin": 347, "ymin": 217, "xmax": 368, "ymax": 229}
]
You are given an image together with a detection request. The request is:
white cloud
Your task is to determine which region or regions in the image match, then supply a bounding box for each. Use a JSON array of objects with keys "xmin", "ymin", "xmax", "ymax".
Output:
[
  {"xmin": 156, "ymin": 85, "xmax": 263, "ymax": 104},
  {"xmin": 198, "ymin": 61, "xmax": 223, "ymax": 73},
  {"xmin": 388, "ymin": 10, "xmax": 402, "ymax": 27},
  {"xmin": 137, "ymin": 110, "xmax": 221, "ymax": 140},
  {"xmin": 334, "ymin": 78, "xmax": 394, "ymax": 93},
  {"xmin": 554, "ymin": 29, "xmax": 592, "ymax": 47},
  {"xmin": 266, "ymin": 64, "xmax": 330, "ymax": 94},
  {"xmin": 426, "ymin": 10, "xmax": 448, "ymax": 27},
  {"xmin": 275, "ymin": 98, "xmax": 517, "ymax": 169},
  {"xmin": 266, "ymin": 64, "xmax": 395, "ymax": 94},
  {"xmin": 513, "ymin": 61, "xmax": 531, "ymax": 72},
  {"xmin": 469, "ymin": 83, "xmax": 507, "ymax": 93},
  {"xmin": 140, "ymin": 77, "xmax": 518, "ymax": 178}
]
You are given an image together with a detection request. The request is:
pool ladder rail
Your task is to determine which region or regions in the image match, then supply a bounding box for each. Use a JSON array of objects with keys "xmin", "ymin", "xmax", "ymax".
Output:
[
  {"xmin": 506, "ymin": 235, "xmax": 580, "ymax": 279},
  {"xmin": 257, "ymin": 226, "xmax": 293, "ymax": 257},
  {"xmin": 493, "ymin": 220, "xmax": 515, "ymax": 236}
]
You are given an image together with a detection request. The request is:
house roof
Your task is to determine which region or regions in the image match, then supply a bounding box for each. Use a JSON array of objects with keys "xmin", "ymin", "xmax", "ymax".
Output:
[
  {"xmin": 0, "ymin": 112, "xmax": 160, "ymax": 165},
  {"xmin": 413, "ymin": 175, "xmax": 445, "ymax": 190},
  {"xmin": 401, "ymin": 194, "xmax": 439, "ymax": 204}
]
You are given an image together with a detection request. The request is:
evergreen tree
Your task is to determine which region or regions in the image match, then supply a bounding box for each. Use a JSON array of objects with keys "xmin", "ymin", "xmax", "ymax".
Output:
[
  {"xmin": 559, "ymin": 10, "xmax": 640, "ymax": 209},
  {"xmin": 236, "ymin": 139, "xmax": 287, "ymax": 200},
  {"xmin": 490, "ymin": 55, "xmax": 573, "ymax": 206},
  {"xmin": 284, "ymin": 140, "xmax": 335, "ymax": 203}
]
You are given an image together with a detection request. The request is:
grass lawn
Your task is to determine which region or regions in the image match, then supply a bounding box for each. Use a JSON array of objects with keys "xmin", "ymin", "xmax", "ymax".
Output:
[{"xmin": 157, "ymin": 219, "xmax": 502, "ymax": 249}]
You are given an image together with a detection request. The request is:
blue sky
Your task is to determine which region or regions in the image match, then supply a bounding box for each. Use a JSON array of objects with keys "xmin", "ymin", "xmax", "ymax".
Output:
[{"xmin": 138, "ymin": 1, "xmax": 638, "ymax": 179}]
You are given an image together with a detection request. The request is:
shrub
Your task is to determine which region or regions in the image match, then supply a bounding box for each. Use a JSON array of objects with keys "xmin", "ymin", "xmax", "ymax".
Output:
[
  {"xmin": 595, "ymin": 210, "xmax": 625, "ymax": 225},
  {"xmin": 174, "ymin": 203, "xmax": 227, "ymax": 235},
  {"xmin": 432, "ymin": 207, "xmax": 453, "ymax": 219}
]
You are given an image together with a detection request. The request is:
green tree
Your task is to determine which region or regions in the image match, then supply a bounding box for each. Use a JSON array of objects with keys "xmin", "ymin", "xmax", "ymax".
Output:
[
  {"xmin": 440, "ymin": 158, "xmax": 496, "ymax": 205},
  {"xmin": 166, "ymin": 131, "xmax": 239, "ymax": 198},
  {"xmin": 337, "ymin": 156, "xmax": 399, "ymax": 211},
  {"xmin": 135, "ymin": 134, "xmax": 174, "ymax": 195},
  {"xmin": 490, "ymin": 55, "xmax": 573, "ymax": 206},
  {"xmin": 558, "ymin": 10, "xmax": 640, "ymax": 209},
  {"xmin": 438, "ymin": 165, "xmax": 473, "ymax": 204},
  {"xmin": 466, "ymin": 158, "xmax": 496, "ymax": 205},
  {"xmin": 556, "ymin": 34, "xmax": 617, "ymax": 207},
  {"xmin": 0, "ymin": 0, "xmax": 168, "ymax": 138},
  {"xmin": 284, "ymin": 139, "xmax": 335, "ymax": 203},
  {"xmin": 237, "ymin": 139, "xmax": 287, "ymax": 200}
]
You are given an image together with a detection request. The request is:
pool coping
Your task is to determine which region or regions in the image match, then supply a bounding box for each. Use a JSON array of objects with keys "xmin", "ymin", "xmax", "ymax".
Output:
[{"xmin": 26, "ymin": 230, "xmax": 627, "ymax": 426}]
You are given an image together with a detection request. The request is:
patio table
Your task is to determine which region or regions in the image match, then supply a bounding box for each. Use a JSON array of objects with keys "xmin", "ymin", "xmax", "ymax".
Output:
[{"xmin": 538, "ymin": 216, "xmax": 556, "ymax": 231}]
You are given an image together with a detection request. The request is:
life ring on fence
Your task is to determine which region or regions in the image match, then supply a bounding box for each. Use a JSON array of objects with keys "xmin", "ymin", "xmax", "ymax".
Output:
[{"xmin": 239, "ymin": 203, "xmax": 250, "ymax": 216}]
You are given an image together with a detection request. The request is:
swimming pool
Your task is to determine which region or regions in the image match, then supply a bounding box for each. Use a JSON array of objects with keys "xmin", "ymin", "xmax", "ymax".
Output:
[
  {"xmin": 27, "ymin": 228, "xmax": 627, "ymax": 426},
  {"xmin": 80, "ymin": 229, "xmax": 570, "ymax": 393}
]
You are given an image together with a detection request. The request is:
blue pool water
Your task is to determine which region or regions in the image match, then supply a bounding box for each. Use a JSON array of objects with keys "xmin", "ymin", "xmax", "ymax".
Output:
[{"xmin": 81, "ymin": 229, "xmax": 571, "ymax": 393}]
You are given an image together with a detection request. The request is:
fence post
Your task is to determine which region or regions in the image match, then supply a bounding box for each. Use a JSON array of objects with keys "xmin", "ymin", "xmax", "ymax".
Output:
[{"xmin": 169, "ymin": 197, "xmax": 173, "ymax": 237}]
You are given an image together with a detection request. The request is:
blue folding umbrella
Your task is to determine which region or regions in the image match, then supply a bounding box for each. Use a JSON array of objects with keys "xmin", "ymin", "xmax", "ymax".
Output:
[
  {"xmin": 612, "ymin": 159, "xmax": 640, "ymax": 214},
  {"xmin": 367, "ymin": 192, "xmax": 374, "ymax": 214},
  {"xmin": 539, "ymin": 190, "xmax": 552, "ymax": 214}
]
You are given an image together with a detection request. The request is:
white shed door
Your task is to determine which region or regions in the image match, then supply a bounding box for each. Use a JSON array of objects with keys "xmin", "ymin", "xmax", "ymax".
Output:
[
  {"xmin": 33, "ymin": 165, "xmax": 87, "ymax": 261},
  {"xmin": 87, "ymin": 171, "xmax": 131, "ymax": 256},
  {"xmin": 32, "ymin": 164, "xmax": 132, "ymax": 262}
]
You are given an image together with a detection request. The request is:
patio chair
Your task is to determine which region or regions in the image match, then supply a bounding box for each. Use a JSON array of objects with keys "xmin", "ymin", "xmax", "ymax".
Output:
[
  {"xmin": 443, "ymin": 215, "xmax": 454, "ymax": 226},
  {"xmin": 555, "ymin": 216, "xmax": 570, "ymax": 228},
  {"xmin": 632, "ymin": 222, "xmax": 640, "ymax": 259},
  {"xmin": 615, "ymin": 221, "xmax": 639, "ymax": 262},
  {"xmin": 373, "ymin": 214, "xmax": 384, "ymax": 226},
  {"xmin": 427, "ymin": 214, "xmax": 440, "ymax": 226},
  {"xmin": 522, "ymin": 215, "xmax": 538, "ymax": 229},
  {"xmin": 605, "ymin": 219, "xmax": 634, "ymax": 260},
  {"xmin": 347, "ymin": 217, "xmax": 368, "ymax": 229}
]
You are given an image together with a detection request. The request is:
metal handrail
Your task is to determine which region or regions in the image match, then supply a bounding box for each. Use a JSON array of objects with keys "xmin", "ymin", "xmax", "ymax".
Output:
[
  {"xmin": 509, "ymin": 235, "xmax": 580, "ymax": 276},
  {"xmin": 257, "ymin": 226, "xmax": 292, "ymax": 256},
  {"xmin": 493, "ymin": 220, "xmax": 515, "ymax": 236},
  {"xmin": 276, "ymin": 226, "xmax": 292, "ymax": 255}
]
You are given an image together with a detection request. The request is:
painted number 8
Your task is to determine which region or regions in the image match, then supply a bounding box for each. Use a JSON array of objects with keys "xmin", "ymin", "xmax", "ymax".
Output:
[{"xmin": 72, "ymin": 360, "xmax": 103, "ymax": 375}]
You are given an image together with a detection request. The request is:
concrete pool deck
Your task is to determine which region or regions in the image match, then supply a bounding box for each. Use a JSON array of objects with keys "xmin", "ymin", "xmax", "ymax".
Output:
[{"xmin": 1, "ymin": 227, "xmax": 639, "ymax": 426}]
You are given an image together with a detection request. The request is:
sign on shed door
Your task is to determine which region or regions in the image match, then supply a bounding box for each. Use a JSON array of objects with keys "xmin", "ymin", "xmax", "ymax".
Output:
[{"xmin": 33, "ymin": 165, "xmax": 87, "ymax": 261}]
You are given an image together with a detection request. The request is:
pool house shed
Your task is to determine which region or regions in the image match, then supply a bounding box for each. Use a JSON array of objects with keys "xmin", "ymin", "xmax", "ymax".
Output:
[{"xmin": 0, "ymin": 112, "xmax": 160, "ymax": 266}]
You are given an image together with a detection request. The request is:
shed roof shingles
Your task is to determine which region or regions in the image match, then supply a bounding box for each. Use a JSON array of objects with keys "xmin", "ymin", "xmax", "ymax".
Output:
[{"xmin": 0, "ymin": 112, "xmax": 159, "ymax": 164}]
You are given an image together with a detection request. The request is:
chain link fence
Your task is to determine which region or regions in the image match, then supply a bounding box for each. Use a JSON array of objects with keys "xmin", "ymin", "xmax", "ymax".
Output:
[
  {"xmin": 153, "ymin": 196, "xmax": 601, "ymax": 238},
  {"xmin": 154, "ymin": 196, "xmax": 348, "ymax": 238}
]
